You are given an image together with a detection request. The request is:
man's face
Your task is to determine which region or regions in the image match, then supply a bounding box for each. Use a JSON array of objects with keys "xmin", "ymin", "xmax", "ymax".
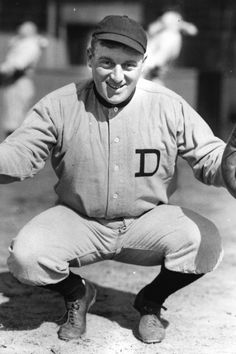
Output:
[{"xmin": 87, "ymin": 41, "xmax": 145, "ymax": 105}]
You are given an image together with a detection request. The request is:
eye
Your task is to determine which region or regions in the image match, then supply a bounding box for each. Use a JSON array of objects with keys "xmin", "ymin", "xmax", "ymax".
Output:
[
  {"xmin": 123, "ymin": 62, "xmax": 137, "ymax": 71},
  {"xmin": 99, "ymin": 58, "xmax": 113, "ymax": 69}
]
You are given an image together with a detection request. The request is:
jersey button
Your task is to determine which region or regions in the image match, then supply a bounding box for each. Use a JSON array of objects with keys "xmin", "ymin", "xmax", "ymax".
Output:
[
  {"xmin": 114, "ymin": 165, "xmax": 119, "ymax": 171},
  {"xmin": 114, "ymin": 107, "xmax": 118, "ymax": 113},
  {"xmin": 114, "ymin": 137, "xmax": 120, "ymax": 143},
  {"xmin": 113, "ymin": 193, "xmax": 118, "ymax": 199}
]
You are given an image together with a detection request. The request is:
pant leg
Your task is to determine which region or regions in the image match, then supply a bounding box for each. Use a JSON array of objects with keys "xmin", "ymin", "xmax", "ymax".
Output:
[
  {"xmin": 7, "ymin": 205, "xmax": 118, "ymax": 286},
  {"xmin": 114, "ymin": 205, "xmax": 223, "ymax": 274}
]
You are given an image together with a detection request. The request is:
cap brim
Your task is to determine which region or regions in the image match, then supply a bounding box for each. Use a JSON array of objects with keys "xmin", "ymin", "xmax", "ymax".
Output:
[{"xmin": 94, "ymin": 33, "xmax": 145, "ymax": 54}]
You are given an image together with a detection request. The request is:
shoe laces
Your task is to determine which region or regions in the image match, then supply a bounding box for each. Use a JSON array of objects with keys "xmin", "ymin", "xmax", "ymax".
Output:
[
  {"xmin": 67, "ymin": 300, "xmax": 80, "ymax": 325},
  {"xmin": 145, "ymin": 314, "xmax": 163, "ymax": 328}
]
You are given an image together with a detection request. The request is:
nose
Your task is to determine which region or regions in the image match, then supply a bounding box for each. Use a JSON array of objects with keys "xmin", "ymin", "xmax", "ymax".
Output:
[{"xmin": 110, "ymin": 65, "xmax": 124, "ymax": 83}]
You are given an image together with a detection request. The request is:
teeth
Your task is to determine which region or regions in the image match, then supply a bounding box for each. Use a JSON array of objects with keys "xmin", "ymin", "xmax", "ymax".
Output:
[{"xmin": 108, "ymin": 82, "xmax": 122, "ymax": 89}]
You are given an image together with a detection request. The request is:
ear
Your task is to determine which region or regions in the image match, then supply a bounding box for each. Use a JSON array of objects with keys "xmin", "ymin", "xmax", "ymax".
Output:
[
  {"xmin": 87, "ymin": 48, "xmax": 93, "ymax": 68},
  {"xmin": 141, "ymin": 55, "xmax": 147, "ymax": 73}
]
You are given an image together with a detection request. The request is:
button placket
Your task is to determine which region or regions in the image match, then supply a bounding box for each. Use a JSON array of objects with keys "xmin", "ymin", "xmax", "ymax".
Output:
[
  {"xmin": 112, "ymin": 134, "xmax": 120, "ymax": 203},
  {"xmin": 108, "ymin": 106, "xmax": 119, "ymax": 119},
  {"xmin": 106, "ymin": 112, "xmax": 124, "ymax": 216}
]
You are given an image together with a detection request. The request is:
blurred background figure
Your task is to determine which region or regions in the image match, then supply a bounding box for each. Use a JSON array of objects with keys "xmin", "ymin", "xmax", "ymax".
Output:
[
  {"xmin": 143, "ymin": 11, "xmax": 198, "ymax": 84},
  {"xmin": 0, "ymin": 21, "xmax": 48, "ymax": 137}
]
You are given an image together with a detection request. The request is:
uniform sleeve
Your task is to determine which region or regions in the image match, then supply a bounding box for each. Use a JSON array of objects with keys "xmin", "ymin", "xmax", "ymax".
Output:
[
  {"xmin": 0, "ymin": 95, "xmax": 59, "ymax": 183},
  {"xmin": 176, "ymin": 99, "xmax": 225, "ymax": 187}
]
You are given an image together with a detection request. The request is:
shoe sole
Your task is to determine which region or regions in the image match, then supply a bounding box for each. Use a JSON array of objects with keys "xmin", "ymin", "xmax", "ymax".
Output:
[
  {"xmin": 135, "ymin": 325, "xmax": 164, "ymax": 344},
  {"xmin": 136, "ymin": 332, "xmax": 163, "ymax": 344}
]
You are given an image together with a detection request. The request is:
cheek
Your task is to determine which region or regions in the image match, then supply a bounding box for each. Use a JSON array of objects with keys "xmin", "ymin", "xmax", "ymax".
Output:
[
  {"xmin": 127, "ymin": 66, "xmax": 143, "ymax": 83},
  {"xmin": 127, "ymin": 73, "xmax": 141, "ymax": 87},
  {"xmin": 93, "ymin": 72, "xmax": 107, "ymax": 94},
  {"xmin": 94, "ymin": 67, "xmax": 108, "ymax": 79}
]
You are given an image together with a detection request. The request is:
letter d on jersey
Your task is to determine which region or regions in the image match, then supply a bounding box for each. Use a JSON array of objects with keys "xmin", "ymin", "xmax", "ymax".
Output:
[{"xmin": 135, "ymin": 149, "xmax": 160, "ymax": 177}]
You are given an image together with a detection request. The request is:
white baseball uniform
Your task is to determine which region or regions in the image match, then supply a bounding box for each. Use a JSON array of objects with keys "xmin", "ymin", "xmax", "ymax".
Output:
[
  {"xmin": 143, "ymin": 11, "xmax": 198, "ymax": 83},
  {"xmin": 1, "ymin": 33, "xmax": 48, "ymax": 133},
  {"xmin": 2, "ymin": 78, "xmax": 225, "ymax": 285}
]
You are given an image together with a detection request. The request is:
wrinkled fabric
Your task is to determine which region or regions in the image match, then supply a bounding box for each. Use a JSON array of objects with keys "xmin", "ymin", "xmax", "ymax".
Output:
[
  {"xmin": 7, "ymin": 204, "xmax": 223, "ymax": 286},
  {"xmin": 0, "ymin": 78, "xmax": 225, "ymax": 219}
]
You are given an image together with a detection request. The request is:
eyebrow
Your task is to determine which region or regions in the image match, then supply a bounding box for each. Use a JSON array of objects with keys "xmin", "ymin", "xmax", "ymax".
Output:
[
  {"xmin": 98, "ymin": 56, "xmax": 138, "ymax": 64},
  {"xmin": 98, "ymin": 56, "xmax": 111, "ymax": 61}
]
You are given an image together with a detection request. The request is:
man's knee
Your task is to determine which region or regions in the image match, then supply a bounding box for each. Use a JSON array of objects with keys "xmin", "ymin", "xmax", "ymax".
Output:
[
  {"xmin": 7, "ymin": 227, "xmax": 41, "ymax": 284},
  {"xmin": 194, "ymin": 217, "xmax": 223, "ymax": 272},
  {"xmin": 7, "ymin": 224, "xmax": 55, "ymax": 285},
  {"xmin": 183, "ymin": 209, "xmax": 222, "ymax": 257},
  {"xmin": 165, "ymin": 211, "xmax": 223, "ymax": 273}
]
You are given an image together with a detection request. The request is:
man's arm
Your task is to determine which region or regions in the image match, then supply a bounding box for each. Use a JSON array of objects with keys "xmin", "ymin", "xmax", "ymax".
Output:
[
  {"xmin": 0, "ymin": 95, "xmax": 58, "ymax": 183},
  {"xmin": 221, "ymin": 125, "xmax": 236, "ymax": 197},
  {"xmin": 176, "ymin": 99, "xmax": 226, "ymax": 187}
]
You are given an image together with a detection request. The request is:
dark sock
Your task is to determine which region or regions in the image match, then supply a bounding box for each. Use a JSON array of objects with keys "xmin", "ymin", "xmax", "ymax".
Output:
[
  {"xmin": 43, "ymin": 271, "xmax": 86, "ymax": 301},
  {"xmin": 142, "ymin": 266, "xmax": 204, "ymax": 305}
]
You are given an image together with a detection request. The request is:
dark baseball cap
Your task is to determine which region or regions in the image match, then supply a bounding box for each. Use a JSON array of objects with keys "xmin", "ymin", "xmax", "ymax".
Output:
[{"xmin": 92, "ymin": 15, "xmax": 147, "ymax": 54}]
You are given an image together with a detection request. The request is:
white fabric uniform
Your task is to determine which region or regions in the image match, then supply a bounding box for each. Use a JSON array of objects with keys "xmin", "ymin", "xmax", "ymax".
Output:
[
  {"xmin": 1, "ymin": 33, "xmax": 48, "ymax": 133},
  {"xmin": 1, "ymin": 78, "xmax": 225, "ymax": 285},
  {"xmin": 143, "ymin": 11, "xmax": 198, "ymax": 82}
]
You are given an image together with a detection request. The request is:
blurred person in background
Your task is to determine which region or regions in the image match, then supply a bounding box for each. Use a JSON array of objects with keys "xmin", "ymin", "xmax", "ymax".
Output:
[
  {"xmin": 143, "ymin": 11, "xmax": 198, "ymax": 85},
  {"xmin": 0, "ymin": 21, "xmax": 48, "ymax": 138},
  {"xmin": 0, "ymin": 15, "xmax": 231, "ymax": 345}
]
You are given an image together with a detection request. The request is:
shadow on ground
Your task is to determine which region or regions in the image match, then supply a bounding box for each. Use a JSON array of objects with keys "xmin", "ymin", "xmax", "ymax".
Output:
[{"xmin": 0, "ymin": 271, "xmax": 151, "ymax": 332}]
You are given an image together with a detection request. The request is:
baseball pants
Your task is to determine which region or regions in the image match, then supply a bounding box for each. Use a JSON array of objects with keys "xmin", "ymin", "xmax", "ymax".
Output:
[{"xmin": 7, "ymin": 204, "xmax": 223, "ymax": 286}]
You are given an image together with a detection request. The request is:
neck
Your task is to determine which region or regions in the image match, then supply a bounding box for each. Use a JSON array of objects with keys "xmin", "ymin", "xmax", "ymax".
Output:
[{"xmin": 93, "ymin": 83, "xmax": 135, "ymax": 108}]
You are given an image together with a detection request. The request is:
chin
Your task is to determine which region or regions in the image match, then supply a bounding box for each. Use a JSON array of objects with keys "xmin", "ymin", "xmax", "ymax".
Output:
[
  {"xmin": 107, "ymin": 97, "xmax": 123, "ymax": 104},
  {"xmin": 106, "ymin": 93, "xmax": 128, "ymax": 105}
]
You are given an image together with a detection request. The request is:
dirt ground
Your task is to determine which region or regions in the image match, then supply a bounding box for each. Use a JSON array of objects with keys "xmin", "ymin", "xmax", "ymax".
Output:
[{"xmin": 0, "ymin": 157, "xmax": 236, "ymax": 354}]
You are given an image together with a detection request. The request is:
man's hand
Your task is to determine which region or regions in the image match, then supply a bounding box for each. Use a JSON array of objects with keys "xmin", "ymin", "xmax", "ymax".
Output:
[{"xmin": 222, "ymin": 125, "xmax": 236, "ymax": 197}]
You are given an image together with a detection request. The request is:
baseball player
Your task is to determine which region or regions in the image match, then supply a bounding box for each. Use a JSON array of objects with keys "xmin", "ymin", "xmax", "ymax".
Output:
[
  {"xmin": 143, "ymin": 11, "xmax": 198, "ymax": 84},
  {"xmin": 0, "ymin": 21, "xmax": 48, "ymax": 137},
  {"xmin": 0, "ymin": 15, "xmax": 229, "ymax": 344}
]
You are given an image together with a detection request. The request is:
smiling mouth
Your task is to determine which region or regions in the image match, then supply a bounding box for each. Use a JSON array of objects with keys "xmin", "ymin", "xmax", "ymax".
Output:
[{"xmin": 107, "ymin": 82, "xmax": 125, "ymax": 90}]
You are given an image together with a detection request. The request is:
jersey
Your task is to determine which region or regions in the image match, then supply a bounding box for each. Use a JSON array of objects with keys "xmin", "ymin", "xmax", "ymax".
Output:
[
  {"xmin": 1, "ymin": 35, "xmax": 48, "ymax": 74},
  {"xmin": 0, "ymin": 34, "xmax": 48, "ymax": 132},
  {"xmin": 0, "ymin": 78, "xmax": 225, "ymax": 219},
  {"xmin": 145, "ymin": 29, "xmax": 182, "ymax": 72}
]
